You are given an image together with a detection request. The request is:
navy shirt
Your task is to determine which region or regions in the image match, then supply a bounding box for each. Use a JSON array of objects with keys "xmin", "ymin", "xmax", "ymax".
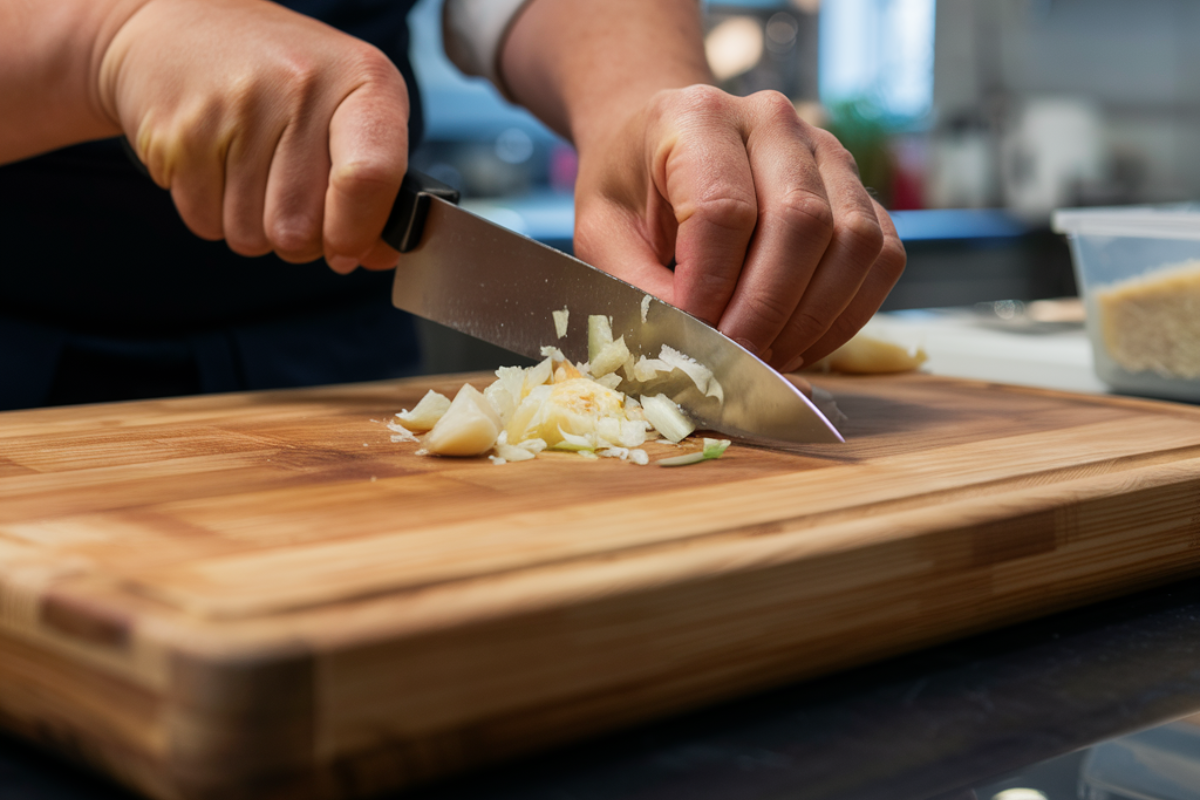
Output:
[{"xmin": 0, "ymin": 0, "xmax": 424, "ymax": 410}]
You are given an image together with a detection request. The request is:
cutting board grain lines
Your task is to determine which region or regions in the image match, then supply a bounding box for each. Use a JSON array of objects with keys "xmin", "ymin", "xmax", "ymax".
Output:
[{"xmin": 3, "ymin": 372, "xmax": 1200, "ymax": 800}]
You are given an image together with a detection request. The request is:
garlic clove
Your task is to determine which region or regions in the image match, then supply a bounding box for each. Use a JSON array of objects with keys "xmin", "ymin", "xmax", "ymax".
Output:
[{"xmin": 424, "ymin": 383, "xmax": 504, "ymax": 456}]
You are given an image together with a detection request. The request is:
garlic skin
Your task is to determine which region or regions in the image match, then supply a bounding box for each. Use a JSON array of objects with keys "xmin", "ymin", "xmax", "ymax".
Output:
[{"xmin": 424, "ymin": 384, "xmax": 504, "ymax": 456}]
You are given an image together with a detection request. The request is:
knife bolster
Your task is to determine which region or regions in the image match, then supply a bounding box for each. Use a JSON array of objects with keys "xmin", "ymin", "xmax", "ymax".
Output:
[{"xmin": 383, "ymin": 171, "xmax": 462, "ymax": 253}]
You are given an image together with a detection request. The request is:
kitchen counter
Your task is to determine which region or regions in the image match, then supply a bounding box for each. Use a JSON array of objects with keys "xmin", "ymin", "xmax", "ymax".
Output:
[
  {"xmin": 868, "ymin": 304, "xmax": 1105, "ymax": 395},
  {"xmin": 4, "ymin": 308, "xmax": 1200, "ymax": 800}
]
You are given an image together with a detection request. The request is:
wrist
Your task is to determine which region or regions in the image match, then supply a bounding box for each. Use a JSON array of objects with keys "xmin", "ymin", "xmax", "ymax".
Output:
[
  {"xmin": 499, "ymin": 0, "xmax": 713, "ymax": 149},
  {"xmin": 0, "ymin": 0, "xmax": 153, "ymax": 163},
  {"xmin": 95, "ymin": 0, "xmax": 168, "ymax": 132}
]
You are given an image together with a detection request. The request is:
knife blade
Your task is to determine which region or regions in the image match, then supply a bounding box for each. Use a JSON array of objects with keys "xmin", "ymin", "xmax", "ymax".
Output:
[{"xmin": 383, "ymin": 172, "xmax": 843, "ymax": 446}]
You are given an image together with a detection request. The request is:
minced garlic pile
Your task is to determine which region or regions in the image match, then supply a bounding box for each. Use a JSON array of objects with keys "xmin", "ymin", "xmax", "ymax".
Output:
[{"xmin": 388, "ymin": 314, "xmax": 729, "ymax": 466}]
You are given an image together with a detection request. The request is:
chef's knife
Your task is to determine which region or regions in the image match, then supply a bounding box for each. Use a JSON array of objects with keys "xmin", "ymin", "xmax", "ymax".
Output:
[{"xmin": 383, "ymin": 172, "xmax": 843, "ymax": 446}]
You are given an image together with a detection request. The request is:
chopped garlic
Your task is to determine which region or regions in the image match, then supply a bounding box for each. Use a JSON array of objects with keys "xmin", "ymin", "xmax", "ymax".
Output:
[
  {"xmin": 658, "ymin": 438, "xmax": 731, "ymax": 467},
  {"xmin": 553, "ymin": 428, "xmax": 596, "ymax": 451},
  {"xmin": 524, "ymin": 356, "xmax": 554, "ymax": 393},
  {"xmin": 593, "ymin": 372, "xmax": 623, "ymax": 390},
  {"xmin": 591, "ymin": 335, "xmax": 630, "ymax": 378},
  {"xmin": 508, "ymin": 378, "xmax": 626, "ymax": 448},
  {"xmin": 388, "ymin": 423, "xmax": 420, "ymax": 444},
  {"xmin": 516, "ymin": 437, "xmax": 548, "ymax": 456},
  {"xmin": 495, "ymin": 442, "xmax": 537, "ymax": 462},
  {"xmin": 659, "ymin": 345, "xmax": 724, "ymax": 403},
  {"xmin": 631, "ymin": 356, "xmax": 671, "ymax": 383},
  {"xmin": 396, "ymin": 390, "xmax": 452, "ymax": 431},
  {"xmin": 389, "ymin": 307, "xmax": 736, "ymax": 466},
  {"xmin": 639, "ymin": 393, "xmax": 695, "ymax": 443},
  {"xmin": 425, "ymin": 384, "xmax": 503, "ymax": 456},
  {"xmin": 703, "ymin": 438, "xmax": 731, "ymax": 457},
  {"xmin": 483, "ymin": 380, "xmax": 517, "ymax": 426},
  {"xmin": 552, "ymin": 308, "xmax": 569, "ymax": 339},
  {"xmin": 587, "ymin": 315, "xmax": 615, "ymax": 363}
]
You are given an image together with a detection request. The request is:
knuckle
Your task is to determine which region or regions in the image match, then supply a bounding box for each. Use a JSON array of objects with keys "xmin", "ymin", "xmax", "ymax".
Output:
[
  {"xmin": 330, "ymin": 156, "xmax": 403, "ymax": 196},
  {"xmin": 816, "ymin": 131, "xmax": 862, "ymax": 175},
  {"xmin": 170, "ymin": 190, "xmax": 223, "ymax": 241},
  {"xmin": 322, "ymin": 216, "xmax": 383, "ymax": 260},
  {"xmin": 224, "ymin": 73, "xmax": 264, "ymax": 122},
  {"xmin": 265, "ymin": 56, "xmax": 332, "ymax": 117},
  {"xmin": 749, "ymin": 90, "xmax": 800, "ymax": 122},
  {"xmin": 181, "ymin": 214, "xmax": 223, "ymax": 242},
  {"xmin": 652, "ymin": 83, "xmax": 729, "ymax": 119},
  {"xmin": 877, "ymin": 237, "xmax": 908, "ymax": 282},
  {"xmin": 279, "ymin": 57, "xmax": 325, "ymax": 104},
  {"xmin": 269, "ymin": 216, "xmax": 322, "ymax": 260},
  {"xmin": 776, "ymin": 189, "xmax": 834, "ymax": 242},
  {"xmin": 838, "ymin": 210, "xmax": 885, "ymax": 260},
  {"xmin": 352, "ymin": 44, "xmax": 405, "ymax": 85},
  {"xmin": 691, "ymin": 266, "xmax": 738, "ymax": 302},
  {"xmin": 809, "ymin": 126, "xmax": 842, "ymax": 150},
  {"xmin": 745, "ymin": 290, "xmax": 795, "ymax": 333},
  {"xmin": 226, "ymin": 229, "xmax": 272, "ymax": 258},
  {"xmin": 789, "ymin": 307, "xmax": 832, "ymax": 343},
  {"xmin": 690, "ymin": 193, "xmax": 758, "ymax": 234},
  {"xmin": 165, "ymin": 104, "xmax": 218, "ymax": 156},
  {"xmin": 185, "ymin": 218, "xmax": 223, "ymax": 243}
]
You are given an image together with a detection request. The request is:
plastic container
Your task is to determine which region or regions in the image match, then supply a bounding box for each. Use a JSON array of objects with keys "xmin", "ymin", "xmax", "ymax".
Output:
[{"xmin": 1053, "ymin": 205, "xmax": 1200, "ymax": 401}]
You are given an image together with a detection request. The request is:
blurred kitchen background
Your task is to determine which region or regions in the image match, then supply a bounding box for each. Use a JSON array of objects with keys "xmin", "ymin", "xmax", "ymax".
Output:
[{"xmin": 407, "ymin": 0, "xmax": 1198, "ymax": 369}]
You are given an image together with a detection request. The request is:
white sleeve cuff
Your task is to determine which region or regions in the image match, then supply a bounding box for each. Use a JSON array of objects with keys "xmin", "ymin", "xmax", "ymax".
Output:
[{"xmin": 442, "ymin": 0, "xmax": 535, "ymax": 90}]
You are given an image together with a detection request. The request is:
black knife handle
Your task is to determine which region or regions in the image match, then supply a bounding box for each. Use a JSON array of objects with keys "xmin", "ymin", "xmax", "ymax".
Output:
[
  {"xmin": 119, "ymin": 136, "xmax": 459, "ymax": 254},
  {"xmin": 381, "ymin": 171, "xmax": 461, "ymax": 253}
]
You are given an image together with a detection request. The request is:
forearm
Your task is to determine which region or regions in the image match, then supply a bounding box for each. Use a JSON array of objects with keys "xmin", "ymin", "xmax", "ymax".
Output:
[
  {"xmin": 0, "ymin": 0, "xmax": 150, "ymax": 164},
  {"xmin": 499, "ymin": 0, "xmax": 714, "ymax": 156}
]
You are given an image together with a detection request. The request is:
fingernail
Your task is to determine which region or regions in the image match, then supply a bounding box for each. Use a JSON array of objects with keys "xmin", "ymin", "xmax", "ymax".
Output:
[
  {"xmin": 760, "ymin": 348, "xmax": 773, "ymax": 364},
  {"xmin": 328, "ymin": 255, "xmax": 358, "ymax": 274},
  {"xmin": 782, "ymin": 355, "xmax": 805, "ymax": 373}
]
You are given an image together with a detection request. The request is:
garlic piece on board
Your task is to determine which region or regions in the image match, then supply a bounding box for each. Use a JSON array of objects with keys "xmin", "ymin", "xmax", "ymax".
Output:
[
  {"xmin": 639, "ymin": 393, "xmax": 695, "ymax": 443},
  {"xmin": 396, "ymin": 390, "xmax": 452, "ymax": 431},
  {"xmin": 424, "ymin": 384, "xmax": 504, "ymax": 456}
]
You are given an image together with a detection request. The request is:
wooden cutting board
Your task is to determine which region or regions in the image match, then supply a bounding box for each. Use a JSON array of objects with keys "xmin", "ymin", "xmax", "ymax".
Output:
[{"xmin": 3, "ymin": 371, "xmax": 1200, "ymax": 800}]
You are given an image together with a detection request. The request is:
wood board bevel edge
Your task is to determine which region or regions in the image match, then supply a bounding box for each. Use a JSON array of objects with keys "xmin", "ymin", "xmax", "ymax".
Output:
[
  {"xmin": 7, "ymin": 454, "xmax": 1187, "ymax": 800},
  {"xmin": 308, "ymin": 461, "xmax": 1200, "ymax": 793}
]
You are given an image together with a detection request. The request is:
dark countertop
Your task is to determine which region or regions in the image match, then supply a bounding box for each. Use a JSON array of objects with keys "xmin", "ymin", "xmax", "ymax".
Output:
[{"xmin": 6, "ymin": 576, "xmax": 1200, "ymax": 800}]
